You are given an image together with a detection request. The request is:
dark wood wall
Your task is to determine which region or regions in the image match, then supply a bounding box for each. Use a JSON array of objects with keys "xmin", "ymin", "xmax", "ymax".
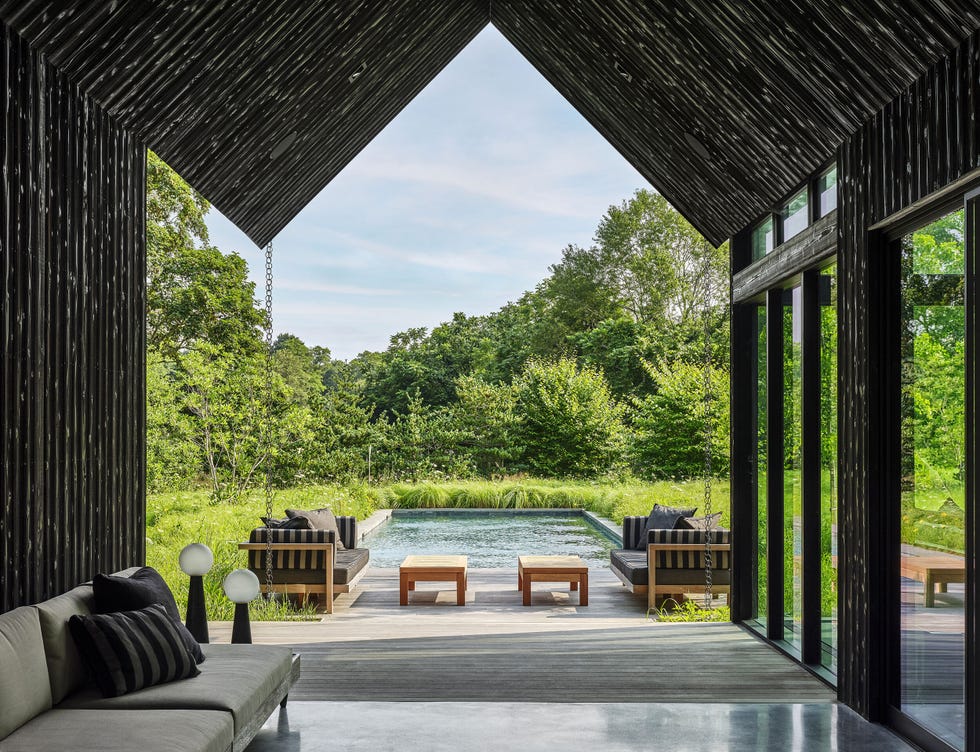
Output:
[
  {"xmin": 836, "ymin": 29, "xmax": 980, "ymax": 718},
  {"xmin": 1, "ymin": 22, "xmax": 146, "ymax": 612}
]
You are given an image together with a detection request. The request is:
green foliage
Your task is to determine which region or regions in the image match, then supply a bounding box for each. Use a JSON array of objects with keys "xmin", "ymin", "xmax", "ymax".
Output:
[
  {"xmin": 515, "ymin": 357, "xmax": 626, "ymax": 478},
  {"xmin": 632, "ymin": 359, "xmax": 730, "ymax": 479},
  {"xmin": 654, "ymin": 598, "xmax": 731, "ymax": 622},
  {"xmin": 180, "ymin": 343, "xmax": 311, "ymax": 502}
]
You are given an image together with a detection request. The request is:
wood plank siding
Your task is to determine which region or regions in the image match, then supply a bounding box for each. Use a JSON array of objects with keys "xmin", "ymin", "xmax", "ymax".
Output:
[
  {"xmin": 836, "ymin": 30, "xmax": 980, "ymax": 720},
  {"xmin": 1, "ymin": 22, "xmax": 146, "ymax": 612},
  {"xmin": 2, "ymin": 2, "xmax": 977, "ymax": 246}
]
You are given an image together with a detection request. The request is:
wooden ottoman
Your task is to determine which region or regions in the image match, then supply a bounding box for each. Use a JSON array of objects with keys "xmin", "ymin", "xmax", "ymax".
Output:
[
  {"xmin": 518, "ymin": 555, "xmax": 589, "ymax": 606},
  {"xmin": 400, "ymin": 555, "xmax": 468, "ymax": 606}
]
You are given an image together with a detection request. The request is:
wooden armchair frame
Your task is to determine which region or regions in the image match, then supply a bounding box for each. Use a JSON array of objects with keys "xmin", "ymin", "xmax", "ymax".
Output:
[
  {"xmin": 238, "ymin": 541, "xmax": 336, "ymax": 613},
  {"xmin": 646, "ymin": 542, "xmax": 732, "ymax": 611}
]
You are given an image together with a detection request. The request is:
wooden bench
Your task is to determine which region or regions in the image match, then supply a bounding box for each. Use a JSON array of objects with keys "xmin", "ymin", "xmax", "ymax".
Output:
[{"xmin": 900, "ymin": 555, "xmax": 965, "ymax": 607}]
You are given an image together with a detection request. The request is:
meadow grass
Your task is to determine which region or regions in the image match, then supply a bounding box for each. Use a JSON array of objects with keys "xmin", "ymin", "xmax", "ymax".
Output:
[{"xmin": 147, "ymin": 478, "xmax": 730, "ymax": 621}]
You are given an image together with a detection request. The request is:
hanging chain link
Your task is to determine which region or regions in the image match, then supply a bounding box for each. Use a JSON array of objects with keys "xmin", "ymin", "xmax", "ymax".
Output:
[
  {"xmin": 701, "ymin": 249, "xmax": 714, "ymax": 610},
  {"xmin": 263, "ymin": 243, "xmax": 275, "ymax": 598}
]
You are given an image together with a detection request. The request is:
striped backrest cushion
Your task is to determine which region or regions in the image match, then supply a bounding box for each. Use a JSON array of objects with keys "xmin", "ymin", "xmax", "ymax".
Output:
[
  {"xmin": 68, "ymin": 604, "xmax": 200, "ymax": 698},
  {"xmin": 622, "ymin": 516, "xmax": 648, "ymax": 550},
  {"xmin": 248, "ymin": 527, "xmax": 334, "ymax": 570},
  {"xmin": 647, "ymin": 529, "xmax": 731, "ymax": 569},
  {"xmin": 337, "ymin": 516, "xmax": 358, "ymax": 550}
]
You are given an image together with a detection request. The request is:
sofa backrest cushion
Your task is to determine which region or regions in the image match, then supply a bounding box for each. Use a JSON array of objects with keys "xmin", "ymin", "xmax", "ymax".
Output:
[
  {"xmin": 647, "ymin": 528, "xmax": 731, "ymax": 569},
  {"xmin": 35, "ymin": 583, "xmax": 96, "ymax": 704},
  {"xmin": 0, "ymin": 606, "xmax": 53, "ymax": 740},
  {"xmin": 248, "ymin": 527, "xmax": 334, "ymax": 570}
]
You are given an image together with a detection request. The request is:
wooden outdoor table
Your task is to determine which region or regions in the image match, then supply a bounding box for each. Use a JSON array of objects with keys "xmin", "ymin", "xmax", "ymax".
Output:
[
  {"xmin": 901, "ymin": 555, "xmax": 965, "ymax": 607},
  {"xmin": 517, "ymin": 555, "xmax": 589, "ymax": 606},
  {"xmin": 399, "ymin": 555, "xmax": 468, "ymax": 606}
]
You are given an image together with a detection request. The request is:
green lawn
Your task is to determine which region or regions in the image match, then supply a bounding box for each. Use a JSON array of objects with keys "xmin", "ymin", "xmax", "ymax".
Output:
[{"xmin": 147, "ymin": 478, "xmax": 730, "ymax": 620}]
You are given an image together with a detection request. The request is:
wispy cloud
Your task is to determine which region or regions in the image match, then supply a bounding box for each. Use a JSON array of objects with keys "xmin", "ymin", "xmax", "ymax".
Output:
[{"xmin": 203, "ymin": 26, "xmax": 648, "ymax": 360}]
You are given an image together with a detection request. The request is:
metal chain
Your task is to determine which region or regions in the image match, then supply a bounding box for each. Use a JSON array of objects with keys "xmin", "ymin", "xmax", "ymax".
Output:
[
  {"xmin": 264, "ymin": 242, "xmax": 275, "ymax": 598},
  {"xmin": 701, "ymin": 248, "xmax": 714, "ymax": 610}
]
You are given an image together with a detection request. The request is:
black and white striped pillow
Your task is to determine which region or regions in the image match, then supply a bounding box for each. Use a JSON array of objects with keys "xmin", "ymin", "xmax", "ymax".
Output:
[{"xmin": 68, "ymin": 603, "xmax": 201, "ymax": 697}]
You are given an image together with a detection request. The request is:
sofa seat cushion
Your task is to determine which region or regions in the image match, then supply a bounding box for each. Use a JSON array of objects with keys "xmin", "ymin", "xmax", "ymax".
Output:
[
  {"xmin": 249, "ymin": 547, "xmax": 369, "ymax": 585},
  {"xmin": 0, "ymin": 607, "xmax": 52, "ymax": 742},
  {"xmin": 58, "ymin": 643, "xmax": 292, "ymax": 734},
  {"xmin": 0, "ymin": 709, "xmax": 233, "ymax": 752},
  {"xmin": 610, "ymin": 550, "xmax": 732, "ymax": 587},
  {"xmin": 610, "ymin": 549, "xmax": 648, "ymax": 586}
]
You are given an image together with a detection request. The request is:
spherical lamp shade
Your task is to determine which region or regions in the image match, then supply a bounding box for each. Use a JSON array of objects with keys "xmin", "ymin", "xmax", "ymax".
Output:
[
  {"xmin": 179, "ymin": 543, "xmax": 214, "ymax": 576},
  {"xmin": 223, "ymin": 569, "xmax": 261, "ymax": 604}
]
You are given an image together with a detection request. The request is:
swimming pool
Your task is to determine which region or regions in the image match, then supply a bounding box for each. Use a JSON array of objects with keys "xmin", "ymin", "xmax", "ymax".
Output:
[{"xmin": 364, "ymin": 510, "xmax": 620, "ymax": 569}]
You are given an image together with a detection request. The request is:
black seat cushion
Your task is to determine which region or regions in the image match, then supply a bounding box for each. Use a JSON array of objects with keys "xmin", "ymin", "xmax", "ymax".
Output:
[
  {"xmin": 610, "ymin": 549, "xmax": 732, "ymax": 587},
  {"xmin": 248, "ymin": 548, "xmax": 370, "ymax": 586}
]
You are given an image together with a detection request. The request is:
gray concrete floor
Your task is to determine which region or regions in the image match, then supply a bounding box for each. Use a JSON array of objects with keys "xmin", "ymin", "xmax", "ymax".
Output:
[{"xmin": 246, "ymin": 701, "xmax": 918, "ymax": 752}]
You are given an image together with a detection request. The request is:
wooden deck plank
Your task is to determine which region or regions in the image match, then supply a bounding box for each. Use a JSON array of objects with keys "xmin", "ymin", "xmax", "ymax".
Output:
[{"xmin": 208, "ymin": 568, "xmax": 835, "ymax": 704}]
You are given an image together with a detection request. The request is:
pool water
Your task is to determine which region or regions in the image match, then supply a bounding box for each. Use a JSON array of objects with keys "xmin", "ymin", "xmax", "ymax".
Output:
[{"xmin": 364, "ymin": 511, "xmax": 619, "ymax": 568}]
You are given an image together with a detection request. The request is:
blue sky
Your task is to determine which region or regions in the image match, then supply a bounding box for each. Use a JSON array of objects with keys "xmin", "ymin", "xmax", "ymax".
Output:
[{"xmin": 204, "ymin": 26, "xmax": 648, "ymax": 361}]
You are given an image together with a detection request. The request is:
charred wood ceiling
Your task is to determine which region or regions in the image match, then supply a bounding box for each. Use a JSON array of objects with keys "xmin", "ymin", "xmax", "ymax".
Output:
[{"xmin": 2, "ymin": 1, "xmax": 978, "ymax": 247}]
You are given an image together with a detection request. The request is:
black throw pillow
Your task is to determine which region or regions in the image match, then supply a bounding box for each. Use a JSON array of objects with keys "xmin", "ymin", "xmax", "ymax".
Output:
[
  {"xmin": 639, "ymin": 503, "xmax": 698, "ymax": 546},
  {"xmin": 260, "ymin": 515, "xmax": 310, "ymax": 530},
  {"xmin": 69, "ymin": 604, "xmax": 200, "ymax": 698},
  {"xmin": 93, "ymin": 567, "xmax": 205, "ymax": 663}
]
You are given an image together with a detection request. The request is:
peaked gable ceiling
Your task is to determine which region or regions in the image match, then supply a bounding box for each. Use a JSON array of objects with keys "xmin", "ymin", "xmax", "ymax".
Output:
[{"xmin": 3, "ymin": 1, "xmax": 979, "ymax": 247}]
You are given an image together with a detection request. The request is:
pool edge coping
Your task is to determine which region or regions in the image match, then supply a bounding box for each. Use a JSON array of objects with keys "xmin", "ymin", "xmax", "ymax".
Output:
[{"xmin": 359, "ymin": 507, "xmax": 623, "ymax": 547}]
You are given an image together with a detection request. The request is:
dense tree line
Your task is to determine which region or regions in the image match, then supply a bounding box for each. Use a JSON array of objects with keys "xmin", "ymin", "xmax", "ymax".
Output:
[{"xmin": 146, "ymin": 154, "xmax": 730, "ymax": 501}]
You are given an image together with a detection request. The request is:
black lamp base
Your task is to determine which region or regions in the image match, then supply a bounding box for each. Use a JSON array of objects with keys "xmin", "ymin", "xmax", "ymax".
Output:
[
  {"xmin": 185, "ymin": 575, "xmax": 209, "ymax": 644},
  {"xmin": 231, "ymin": 602, "xmax": 252, "ymax": 644}
]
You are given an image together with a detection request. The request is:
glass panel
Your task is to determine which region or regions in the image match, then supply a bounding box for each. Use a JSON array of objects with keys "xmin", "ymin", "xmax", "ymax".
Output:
[
  {"xmin": 755, "ymin": 304, "xmax": 768, "ymax": 625},
  {"xmin": 899, "ymin": 209, "xmax": 965, "ymax": 750},
  {"xmin": 818, "ymin": 167, "xmax": 838, "ymax": 216},
  {"xmin": 819, "ymin": 264, "xmax": 838, "ymax": 671},
  {"xmin": 781, "ymin": 189, "xmax": 809, "ymax": 240},
  {"xmin": 751, "ymin": 216, "xmax": 775, "ymax": 262},
  {"xmin": 783, "ymin": 286, "xmax": 803, "ymax": 649}
]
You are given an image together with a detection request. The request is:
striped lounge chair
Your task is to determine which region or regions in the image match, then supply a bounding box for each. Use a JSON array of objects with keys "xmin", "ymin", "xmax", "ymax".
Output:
[
  {"xmin": 239, "ymin": 517, "xmax": 369, "ymax": 613},
  {"xmin": 609, "ymin": 516, "xmax": 731, "ymax": 609}
]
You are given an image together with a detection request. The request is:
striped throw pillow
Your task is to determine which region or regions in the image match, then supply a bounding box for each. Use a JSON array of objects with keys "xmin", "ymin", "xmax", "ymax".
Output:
[{"xmin": 68, "ymin": 603, "xmax": 200, "ymax": 697}]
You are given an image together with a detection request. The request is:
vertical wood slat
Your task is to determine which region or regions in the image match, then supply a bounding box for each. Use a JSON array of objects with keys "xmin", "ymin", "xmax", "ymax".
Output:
[
  {"xmin": 836, "ymin": 29, "xmax": 980, "ymax": 721},
  {"xmin": 1, "ymin": 20, "xmax": 146, "ymax": 614}
]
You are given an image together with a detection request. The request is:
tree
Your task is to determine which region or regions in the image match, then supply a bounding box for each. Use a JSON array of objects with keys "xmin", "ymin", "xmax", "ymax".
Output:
[
  {"xmin": 301, "ymin": 374, "xmax": 380, "ymax": 483},
  {"xmin": 146, "ymin": 351, "xmax": 198, "ymax": 492},
  {"xmin": 631, "ymin": 358, "xmax": 730, "ymax": 479},
  {"xmin": 146, "ymin": 152, "xmax": 264, "ymax": 361},
  {"xmin": 514, "ymin": 358, "xmax": 625, "ymax": 478},
  {"xmin": 451, "ymin": 375, "xmax": 521, "ymax": 476},
  {"xmin": 179, "ymin": 343, "xmax": 309, "ymax": 502}
]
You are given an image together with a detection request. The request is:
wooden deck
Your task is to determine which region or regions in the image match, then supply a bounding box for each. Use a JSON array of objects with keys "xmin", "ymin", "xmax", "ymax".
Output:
[{"xmin": 209, "ymin": 567, "xmax": 835, "ymax": 704}]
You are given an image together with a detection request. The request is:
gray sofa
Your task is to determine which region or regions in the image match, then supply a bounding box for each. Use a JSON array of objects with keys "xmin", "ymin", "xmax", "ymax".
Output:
[
  {"xmin": 610, "ymin": 516, "xmax": 731, "ymax": 609},
  {"xmin": 0, "ymin": 571, "xmax": 299, "ymax": 752}
]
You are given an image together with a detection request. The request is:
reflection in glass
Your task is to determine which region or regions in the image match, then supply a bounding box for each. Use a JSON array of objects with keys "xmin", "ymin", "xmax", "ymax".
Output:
[
  {"xmin": 784, "ymin": 286, "xmax": 803, "ymax": 650},
  {"xmin": 899, "ymin": 209, "xmax": 965, "ymax": 750},
  {"xmin": 819, "ymin": 265, "xmax": 838, "ymax": 671},
  {"xmin": 818, "ymin": 167, "xmax": 837, "ymax": 217},
  {"xmin": 752, "ymin": 217, "xmax": 775, "ymax": 261},
  {"xmin": 755, "ymin": 304, "xmax": 768, "ymax": 625},
  {"xmin": 781, "ymin": 189, "xmax": 809, "ymax": 241}
]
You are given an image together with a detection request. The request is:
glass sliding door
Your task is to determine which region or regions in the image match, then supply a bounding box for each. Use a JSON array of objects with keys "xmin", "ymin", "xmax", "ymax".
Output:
[
  {"xmin": 819, "ymin": 264, "xmax": 838, "ymax": 671},
  {"xmin": 756, "ymin": 304, "xmax": 768, "ymax": 626},
  {"xmin": 898, "ymin": 209, "xmax": 966, "ymax": 750},
  {"xmin": 784, "ymin": 286, "xmax": 803, "ymax": 648}
]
